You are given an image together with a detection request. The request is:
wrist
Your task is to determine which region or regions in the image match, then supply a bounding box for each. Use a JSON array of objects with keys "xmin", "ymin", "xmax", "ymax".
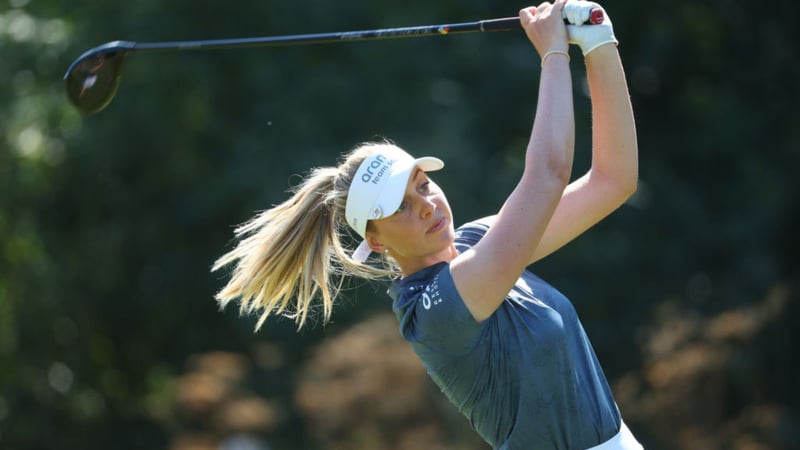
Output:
[
  {"xmin": 582, "ymin": 39, "xmax": 618, "ymax": 56},
  {"xmin": 541, "ymin": 50, "xmax": 570, "ymax": 68},
  {"xmin": 583, "ymin": 40, "xmax": 619, "ymax": 62}
]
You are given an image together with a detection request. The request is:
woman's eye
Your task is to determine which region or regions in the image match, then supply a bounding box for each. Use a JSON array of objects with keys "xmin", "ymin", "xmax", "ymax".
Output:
[
  {"xmin": 396, "ymin": 201, "xmax": 407, "ymax": 213},
  {"xmin": 420, "ymin": 181, "xmax": 430, "ymax": 193}
]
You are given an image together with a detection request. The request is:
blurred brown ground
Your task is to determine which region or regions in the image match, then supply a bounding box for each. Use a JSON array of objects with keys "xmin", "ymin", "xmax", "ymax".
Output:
[{"xmin": 163, "ymin": 282, "xmax": 796, "ymax": 450}]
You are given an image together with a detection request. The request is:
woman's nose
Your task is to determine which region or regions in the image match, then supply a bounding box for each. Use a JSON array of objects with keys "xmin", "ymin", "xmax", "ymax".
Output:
[{"xmin": 418, "ymin": 195, "xmax": 435, "ymax": 218}]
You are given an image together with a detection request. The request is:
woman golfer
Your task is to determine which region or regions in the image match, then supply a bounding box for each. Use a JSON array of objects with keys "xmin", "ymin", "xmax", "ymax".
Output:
[{"xmin": 214, "ymin": 1, "xmax": 642, "ymax": 448}]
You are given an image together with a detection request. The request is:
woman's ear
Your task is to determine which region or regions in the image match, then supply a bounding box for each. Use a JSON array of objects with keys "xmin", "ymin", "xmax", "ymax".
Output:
[{"xmin": 366, "ymin": 234, "xmax": 386, "ymax": 254}]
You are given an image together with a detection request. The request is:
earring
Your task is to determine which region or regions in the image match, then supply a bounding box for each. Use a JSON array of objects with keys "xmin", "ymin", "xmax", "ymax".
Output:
[{"xmin": 384, "ymin": 249, "xmax": 389, "ymax": 254}]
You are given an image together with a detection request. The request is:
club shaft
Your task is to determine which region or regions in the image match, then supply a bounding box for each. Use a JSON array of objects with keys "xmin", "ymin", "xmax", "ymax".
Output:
[{"xmin": 130, "ymin": 17, "xmax": 520, "ymax": 52}]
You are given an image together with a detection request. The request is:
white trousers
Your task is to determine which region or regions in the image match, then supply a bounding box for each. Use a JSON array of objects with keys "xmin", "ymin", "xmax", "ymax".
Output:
[{"xmin": 586, "ymin": 421, "xmax": 643, "ymax": 450}]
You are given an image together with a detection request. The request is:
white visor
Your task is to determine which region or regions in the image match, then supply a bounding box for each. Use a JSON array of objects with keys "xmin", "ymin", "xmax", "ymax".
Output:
[{"xmin": 345, "ymin": 146, "xmax": 444, "ymax": 262}]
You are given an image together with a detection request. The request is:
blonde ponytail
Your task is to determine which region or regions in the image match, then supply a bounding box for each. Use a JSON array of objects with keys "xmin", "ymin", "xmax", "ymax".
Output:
[{"xmin": 212, "ymin": 142, "xmax": 401, "ymax": 330}]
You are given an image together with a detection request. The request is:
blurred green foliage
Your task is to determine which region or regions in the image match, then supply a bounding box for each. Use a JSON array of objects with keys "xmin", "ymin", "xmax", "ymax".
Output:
[{"xmin": 1, "ymin": 0, "xmax": 799, "ymax": 448}]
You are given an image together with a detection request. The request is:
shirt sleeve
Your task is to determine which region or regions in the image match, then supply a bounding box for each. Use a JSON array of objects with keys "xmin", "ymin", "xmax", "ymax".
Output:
[
  {"xmin": 397, "ymin": 222, "xmax": 492, "ymax": 355},
  {"xmin": 403, "ymin": 265, "xmax": 484, "ymax": 355}
]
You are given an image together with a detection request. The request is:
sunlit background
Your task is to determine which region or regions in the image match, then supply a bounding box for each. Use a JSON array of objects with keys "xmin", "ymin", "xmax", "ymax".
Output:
[{"xmin": 2, "ymin": 0, "xmax": 799, "ymax": 448}]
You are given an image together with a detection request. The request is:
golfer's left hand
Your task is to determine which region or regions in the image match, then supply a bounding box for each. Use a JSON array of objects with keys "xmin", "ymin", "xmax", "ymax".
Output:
[{"xmin": 564, "ymin": 1, "xmax": 617, "ymax": 55}]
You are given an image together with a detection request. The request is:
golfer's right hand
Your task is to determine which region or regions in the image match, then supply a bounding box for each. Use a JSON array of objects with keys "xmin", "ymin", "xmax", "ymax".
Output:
[{"xmin": 520, "ymin": 1, "xmax": 569, "ymax": 58}]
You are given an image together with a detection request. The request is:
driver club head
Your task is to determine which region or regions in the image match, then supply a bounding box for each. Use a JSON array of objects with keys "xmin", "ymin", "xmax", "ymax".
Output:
[{"xmin": 64, "ymin": 41, "xmax": 135, "ymax": 114}]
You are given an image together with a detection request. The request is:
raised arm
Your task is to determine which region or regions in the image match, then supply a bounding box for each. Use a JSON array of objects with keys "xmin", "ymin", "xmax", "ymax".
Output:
[
  {"xmin": 527, "ymin": 1, "xmax": 638, "ymax": 263},
  {"xmin": 450, "ymin": 1, "xmax": 575, "ymax": 322}
]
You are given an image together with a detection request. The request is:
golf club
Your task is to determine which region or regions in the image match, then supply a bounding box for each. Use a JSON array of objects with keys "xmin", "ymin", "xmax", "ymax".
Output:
[{"xmin": 64, "ymin": 9, "xmax": 603, "ymax": 114}]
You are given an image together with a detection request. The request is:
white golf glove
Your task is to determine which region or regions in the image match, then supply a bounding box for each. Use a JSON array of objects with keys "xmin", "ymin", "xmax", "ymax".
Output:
[{"xmin": 563, "ymin": 1, "xmax": 618, "ymax": 56}]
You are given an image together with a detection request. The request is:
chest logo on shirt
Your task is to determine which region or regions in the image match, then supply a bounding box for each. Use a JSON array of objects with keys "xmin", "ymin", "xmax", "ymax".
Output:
[{"xmin": 420, "ymin": 276, "xmax": 443, "ymax": 310}]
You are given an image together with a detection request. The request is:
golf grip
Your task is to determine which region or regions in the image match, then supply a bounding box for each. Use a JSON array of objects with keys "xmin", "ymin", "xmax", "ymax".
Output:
[
  {"xmin": 481, "ymin": 8, "xmax": 603, "ymax": 31},
  {"xmin": 586, "ymin": 8, "xmax": 605, "ymax": 25}
]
